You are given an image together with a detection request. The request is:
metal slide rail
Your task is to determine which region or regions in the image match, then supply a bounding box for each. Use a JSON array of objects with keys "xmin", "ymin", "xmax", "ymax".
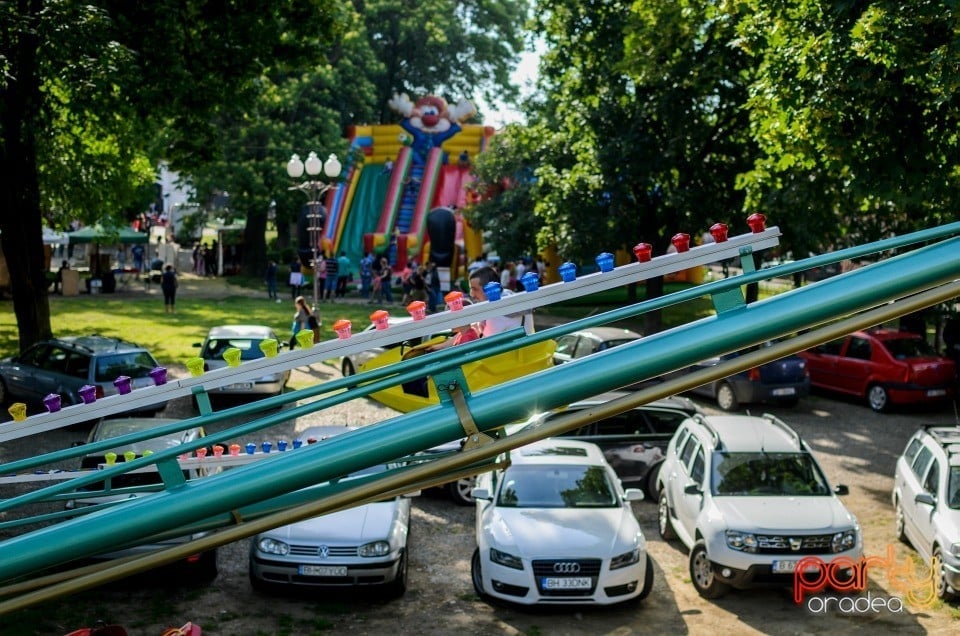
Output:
[{"xmin": 1, "ymin": 221, "xmax": 959, "ymax": 608}]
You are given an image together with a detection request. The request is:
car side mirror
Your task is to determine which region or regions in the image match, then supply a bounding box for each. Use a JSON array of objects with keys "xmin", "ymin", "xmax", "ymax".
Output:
[
  {"xmin": 684, "ymin": 483, "xmax": 702, "ymax": 496},
  {"xmin": 834, "ymin": 484, "xmax": 849, "ymax": 496},
  {"xmin": 915, "ymin": 492, "xmax": 936, "ymax": 507},
  {"xmin": 471, "ymin": 487, "xmax": 491, "ymax": 501},
  {"xmin": 623, "ymin": 488, "xmax": 645, "ymax": 502}
]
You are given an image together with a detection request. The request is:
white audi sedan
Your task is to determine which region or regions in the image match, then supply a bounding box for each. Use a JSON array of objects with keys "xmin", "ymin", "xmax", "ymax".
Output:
[
  {"xmin": 248, "ymin": 426, "xmax": 415, "ymax": 597},
  {"xmin": 470, "ymin": 439, "xmax": 652, "ymax": 605}
]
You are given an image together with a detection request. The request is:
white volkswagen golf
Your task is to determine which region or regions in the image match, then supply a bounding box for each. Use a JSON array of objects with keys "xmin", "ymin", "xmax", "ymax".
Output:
[{"xmin": 470, "ymin": 439, "xmax": 652, "ymax": 605}]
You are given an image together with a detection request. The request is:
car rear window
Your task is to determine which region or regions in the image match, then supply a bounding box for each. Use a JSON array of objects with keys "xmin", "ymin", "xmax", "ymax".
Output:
[
  {"xmin": 94, "ymin": 352, "xmax": 158, "ymax": 381},
  {"xmin": 203, "ymin": 338, "xmax": 268, "ymax": 361},
  {"xmin": 882, "ymin": 336, "xmax": 936, "ymax": 359}
]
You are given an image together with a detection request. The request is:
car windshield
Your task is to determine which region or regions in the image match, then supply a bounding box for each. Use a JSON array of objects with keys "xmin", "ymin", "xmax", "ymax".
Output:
[
  {"xmin": 496, "ymin": 464, "xmax": 619, "ymax": 508},
  {"xmin": 93, "ymin": 352, "xmax": 159, "ymax": 381},
  {"xmin": 881, "ymin": 337, "xmax": 937, "ymax": 359},
  {"xmin": 949, "ymin": 466, "xmax": 960, "ymax": 510},
  {"xmin": 202, "ymin": 338, "xmax": 268, "ymax": 361},
  {"xmin": 711, "ymin": 452, "xmax": 831, "ymax": 496}
]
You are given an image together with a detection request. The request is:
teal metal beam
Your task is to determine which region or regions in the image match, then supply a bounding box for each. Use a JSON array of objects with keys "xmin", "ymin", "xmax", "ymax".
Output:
[{"xmin": 0, "ymin": 234, "xmax": 958, "ymax": 583}]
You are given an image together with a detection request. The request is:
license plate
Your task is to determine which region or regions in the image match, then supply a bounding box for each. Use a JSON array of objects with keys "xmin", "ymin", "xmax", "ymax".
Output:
[
  {"xmin": 542, "ymin": 577, "xmax": 592, "ymax": 590},
  {"xmin": 223, "ymin": 383, "xmax": 253, "ymax": 391},
  {"xmin": 772, "ymin": 560, "xmax": 797, "ymax": 573},
  {"xmin": 927, "ymin": 389, "xmax": 946, "ymax": 397},
  {"xmin": 299, "ymin": 565, "xmax": 347, "ymax": 577},
  {"xmin": 771, "ymin": 387, "xmax": 796, "ymax": 397}
]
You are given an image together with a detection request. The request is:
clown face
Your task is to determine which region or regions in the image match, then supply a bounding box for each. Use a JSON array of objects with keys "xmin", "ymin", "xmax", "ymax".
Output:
[{"xmin": 411, "ymin": 96, "xmax": 451, "ymax": 133}]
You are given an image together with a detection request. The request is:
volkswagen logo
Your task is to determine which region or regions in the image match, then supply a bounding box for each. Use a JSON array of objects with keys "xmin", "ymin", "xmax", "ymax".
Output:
[
  {"xmin": 553, "ymin": 562, "xmax": 580, "ymax": 574},
  {"xmin": 318, "ymin": 545, "xmax": 330, "ymax": 559}
]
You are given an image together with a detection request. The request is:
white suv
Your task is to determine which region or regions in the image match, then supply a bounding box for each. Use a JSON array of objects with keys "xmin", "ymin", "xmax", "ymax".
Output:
[
  {"xmin": 656, "ymin": 413, "xmax": 861, "ymax": 598},
  {"xmin": 892, "ymin": 426, "xmax": 960, "ymax": 600}
]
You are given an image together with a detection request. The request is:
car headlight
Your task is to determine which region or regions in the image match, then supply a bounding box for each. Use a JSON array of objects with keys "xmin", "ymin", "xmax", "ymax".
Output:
[
  {"xmin": 831, "ymin": 529, "xmax": 857, "ymax": 553},
  {"xmin": 257, "ymin": 537, "xmax": 289, "ymax": 556},
  {"xmin": 726, "ymin": 530, "xmax": 759, "ymax": 553},
  {"xmin": 490, "ymin": 547, "xmax": 523, "ymax": 570},
  {"xmin": 358, "ymin": 541, "xmax": 391, "ymax": 557},
  {"xmin": 610, "ymin": 548, "xmax": 640, "ymax": 570}
]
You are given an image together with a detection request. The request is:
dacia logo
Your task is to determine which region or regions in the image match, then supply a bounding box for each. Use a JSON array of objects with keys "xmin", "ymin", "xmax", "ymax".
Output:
[{"xmin": 790, "ymin": 537, "xmax": 802, "ymax": 551}]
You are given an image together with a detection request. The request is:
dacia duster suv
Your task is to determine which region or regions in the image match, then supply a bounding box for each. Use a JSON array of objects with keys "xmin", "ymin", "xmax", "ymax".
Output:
[
  {"xmin": 656, "ymin": 413, "xmax": 861, "ymax": 598},
  {"xmin": 892, "ymin": 425, "xmax": 960, "ymax": 600}
]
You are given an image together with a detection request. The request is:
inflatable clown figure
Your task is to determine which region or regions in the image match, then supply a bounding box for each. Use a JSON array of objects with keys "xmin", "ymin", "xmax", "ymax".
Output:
[{"xmin": 388, "ymin": 93, "xmax": 476, "ymax": 165}]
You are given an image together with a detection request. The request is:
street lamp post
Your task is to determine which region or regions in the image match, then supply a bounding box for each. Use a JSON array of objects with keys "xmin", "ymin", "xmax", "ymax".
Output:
[{"xmin": 287, "ymin": 152, "xmax": 342, "ymax": 311}]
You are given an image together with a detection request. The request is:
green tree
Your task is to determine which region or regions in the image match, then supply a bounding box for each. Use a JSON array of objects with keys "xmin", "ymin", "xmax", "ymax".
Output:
[
  {"xmin": 357, "ymin": 0, "xmax": 530, "ymax": 122},
  {"xmin": 735, "ymin": 0, "xmax": 960, "ymax": 255},
  {"xmin": 470, "ymin": 0, "xmax": 756, "ymax": 331},
  {"xmin": 1, "ymin": 1, "xmax": 341, "ymax": 352}
]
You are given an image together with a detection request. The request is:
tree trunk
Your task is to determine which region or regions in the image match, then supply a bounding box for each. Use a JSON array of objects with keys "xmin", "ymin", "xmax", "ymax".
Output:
[
  {"xmin": 0, "ymin": 2, "xmax": 52, "ymax": 354},
  {"xmin": 242, "ymin": 205, "xmax": 267, "ymax": 278}
]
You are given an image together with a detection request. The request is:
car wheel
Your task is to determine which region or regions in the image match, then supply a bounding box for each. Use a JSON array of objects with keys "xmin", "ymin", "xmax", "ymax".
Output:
[
  {"xmin": 867, "ymin": 384, "xmax": 889, "ymax": 412},
  {"xmin": 341, "ymin": 358, "xmax": 356, "ymax": 377},
  {"xmin": 894, "ymin": 498, "xmax": 908, "ymax": 544},
  {"xmin": 715, "ymin": 382, "xmax": 739, "ymax": 412},
  {"xmin": 645, "ymin": 464, "xmax": 662, "ymax": 502},
  {"xmin": 470, "ymin": 547, "xmax": 489, "ymax": 599},
  {"xmin": 689, "ymin": 540, "xmax": 729, "ymax": 599},
  {"xmin": 385, "ymin": 549, "xmax": 408, "ymax": 598},
  {"xmin": 447, "ymin": 477, "xmax": 476, "ymax": 506},
  {"xmin": 934, "ymin": 547, "xmax": 956, "ymax": 600},
  {"xmin": 190, "ymin": 549, "xmax": 219, "ymax": 582},
  {"xmin": 634, "ymin": 557, "xmax": 654, "ymax": 602},
  {"xmin": 657, "ymin": 491, "xmax": 676, "ymax": 540}
]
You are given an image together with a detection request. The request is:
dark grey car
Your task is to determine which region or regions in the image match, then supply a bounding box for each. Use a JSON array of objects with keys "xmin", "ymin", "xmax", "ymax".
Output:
[{"xmin": 0, "ymin": 335, "xmax": 163, "ymax": 414}]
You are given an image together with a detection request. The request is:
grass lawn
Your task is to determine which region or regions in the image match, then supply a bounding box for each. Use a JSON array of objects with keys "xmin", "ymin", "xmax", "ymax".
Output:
[{"xmin": 0, "ymin": 273, "xmax": 774, "ymax": 382}]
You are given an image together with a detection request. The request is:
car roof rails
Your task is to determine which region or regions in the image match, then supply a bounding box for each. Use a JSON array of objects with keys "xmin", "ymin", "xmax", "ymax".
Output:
[
  {"xmin": 924, "ymin": 426, "xmax": 960, "ymax": 448},
  {"xmin": 690, "ymin": 413, "xmax": 722, "ymax": 451},
  {"xmin": 762, "ymin": 413, "xmax": 802, "ymax": 450}
]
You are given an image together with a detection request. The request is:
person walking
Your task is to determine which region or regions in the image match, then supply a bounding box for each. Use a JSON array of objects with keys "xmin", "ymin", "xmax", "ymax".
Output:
[
  {"xmin": 323, "ymin": 251, "xmax": 339, "ymax": 301},
  {"xmin": 160, "ymin": 265, "xmax": 178, "ymax": 314},
  {"xmin": 360, "ymin": 252, "xmax": 374, "ymax": 299},
  {"xmin": 264, "ymin": 260, "xmax": 278, "ymax": 301},
  {"xmin": 336, "ymin": 251, "xmax": 351, "ymax": 298},
  {"xmin": 289, "ymin": 295, "xmax": 317, "ymax": 349},
  {"xmin": 289, "ymin": 256, "xmax": 303, "ymax": 300},
  {"xmin": 376, "ymin": 257, "xmax": 394, "ymax": 305}
]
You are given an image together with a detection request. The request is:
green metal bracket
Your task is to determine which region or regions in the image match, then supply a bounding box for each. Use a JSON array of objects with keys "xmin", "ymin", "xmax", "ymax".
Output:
[
  {"xmin": 433, "ymin": 369, "xmax": 494, "ymax": 451},
  {"xmin": 156, "ymin": 457, "xmax": 187, "ymax": 489},
  {"xmin": 710, "ymin": 246, "xmax": 754, "ymax": 314},
  {"xmin": 191, "ymin": 385, "xmax": 213, "ymax": 416}
]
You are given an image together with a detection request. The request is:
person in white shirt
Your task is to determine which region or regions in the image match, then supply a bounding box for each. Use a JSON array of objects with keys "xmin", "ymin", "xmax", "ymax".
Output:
[{"xmin": 468, "ymin": 266, "xmax": 531, "ymax": 336}]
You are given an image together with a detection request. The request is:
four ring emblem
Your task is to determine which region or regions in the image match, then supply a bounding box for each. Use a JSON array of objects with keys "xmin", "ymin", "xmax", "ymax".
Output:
[{"xmin": 553, "ymin": 562, "xmax": 580, "ymax": 574}]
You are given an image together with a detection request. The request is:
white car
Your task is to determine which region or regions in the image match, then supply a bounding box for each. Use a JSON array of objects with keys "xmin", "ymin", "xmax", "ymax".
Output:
[
  {"xmin": 892, "ymin": 425, "xmax": 960, "ymax": 600},
  {"xmin": 248, "ymin": 426, "xmax": 415, "ymax": 597},
  {"xmin": 339, "ymin": 316, "xmax": 414, "ymax": 376},
  {"xmin": 657, "ymin": 413, "xmax": 861, "ymax": 598},
  {"xmin": 470, "ymin": 438, "xmax": 652, "ymax": 605},
  {"xmin": 193, "ymin": 325, "xmax": 290, "ymax": 400}
]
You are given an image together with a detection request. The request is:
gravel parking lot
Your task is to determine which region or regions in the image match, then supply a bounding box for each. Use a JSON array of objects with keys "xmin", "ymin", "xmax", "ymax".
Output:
[{"xmin": 4, "ymin": 362, "xmax": 960, "ymax": 635}]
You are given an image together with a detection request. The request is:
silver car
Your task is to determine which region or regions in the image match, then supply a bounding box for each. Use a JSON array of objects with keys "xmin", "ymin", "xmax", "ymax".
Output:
[
  {"xmin": 65, "ymin": 417, "xmax": 219, "ymax": 579},
  {"xmin": 193, "ymin": 325, "xmax": 290, "ymax": 399},
  {"xmin": 248, "ymin": 426, "xmax": 415, "ymax": 596}
]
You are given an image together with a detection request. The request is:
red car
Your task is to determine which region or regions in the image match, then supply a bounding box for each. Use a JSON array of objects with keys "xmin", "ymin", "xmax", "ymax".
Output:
[{"xmin": 798, "ymin": 328, "xmax": 956, "ymax": 412}]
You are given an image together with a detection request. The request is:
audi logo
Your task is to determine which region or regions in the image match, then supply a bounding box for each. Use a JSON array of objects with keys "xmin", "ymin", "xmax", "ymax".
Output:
[{"xmin": 553, "ymin": 562, "xmax": 581, "ymax": 574}]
